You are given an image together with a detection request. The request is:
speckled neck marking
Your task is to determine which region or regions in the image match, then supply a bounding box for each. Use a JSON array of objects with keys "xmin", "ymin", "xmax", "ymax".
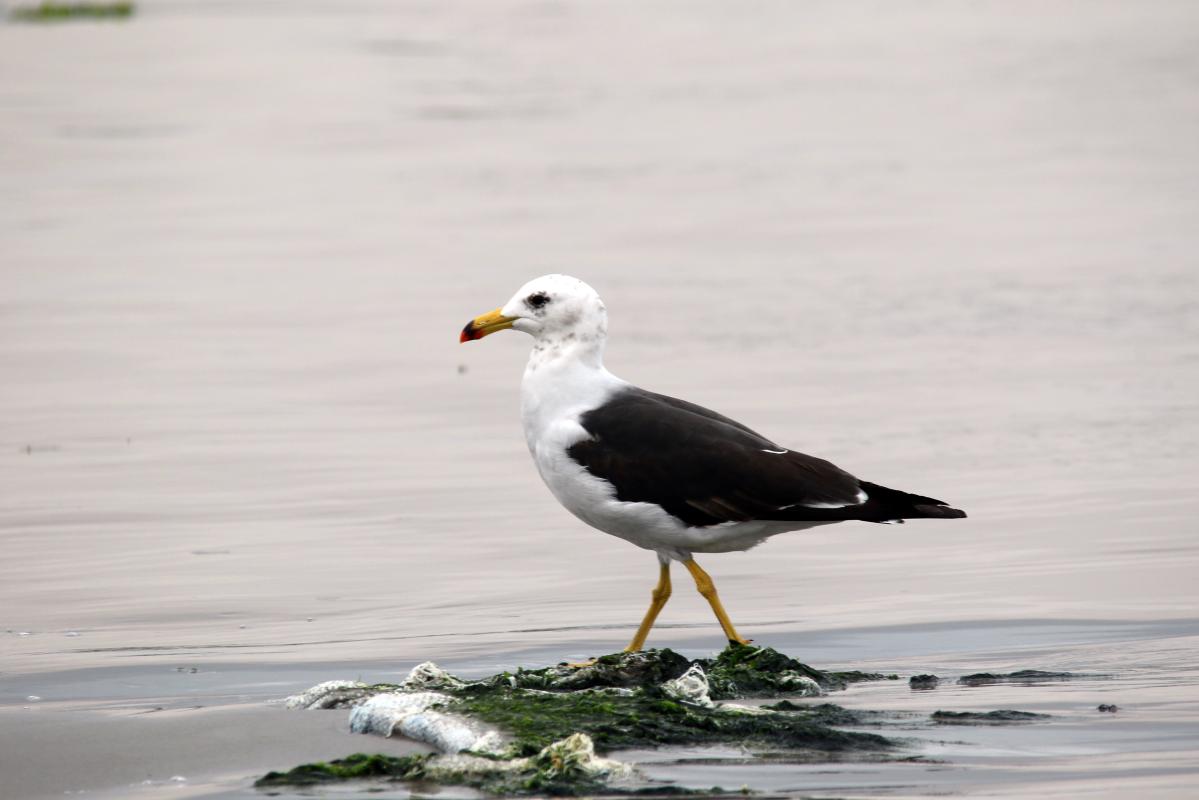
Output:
[{"xmin": 525, "ymin": 316, "xmax": 607, "ymax": 373}]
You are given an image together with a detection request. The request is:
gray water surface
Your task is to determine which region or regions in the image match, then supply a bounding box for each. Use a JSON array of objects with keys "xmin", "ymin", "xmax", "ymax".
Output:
[{"xmin": 2, "ymin": 1, "xmax": 1198, "ymax": 798}]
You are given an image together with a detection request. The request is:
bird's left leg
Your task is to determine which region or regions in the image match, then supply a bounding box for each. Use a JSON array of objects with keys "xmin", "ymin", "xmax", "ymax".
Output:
[{"xmin": 683, "ymin": 558, "xmax": 751, "ymax": 646}]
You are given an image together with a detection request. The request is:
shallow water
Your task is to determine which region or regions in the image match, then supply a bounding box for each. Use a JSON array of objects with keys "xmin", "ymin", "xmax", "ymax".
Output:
[{"xmin": 2, "ymin": 1, "xmax": 1198, "ymax": 797}]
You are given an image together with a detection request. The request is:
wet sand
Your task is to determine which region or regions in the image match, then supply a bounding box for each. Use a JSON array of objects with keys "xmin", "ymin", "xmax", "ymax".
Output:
[
  {"xmin": 3, "ymin": 0, "xmax": 1198, "ymax": 797},
  {"xmin": 0, "ymin": 703, "xmax": 431, "ymax": 799}
]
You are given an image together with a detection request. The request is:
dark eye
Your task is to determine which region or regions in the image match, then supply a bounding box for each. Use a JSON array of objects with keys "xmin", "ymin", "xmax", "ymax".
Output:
[{"xmin": 526, "ymin": 292, "xmax": 550, "ymax": 309}]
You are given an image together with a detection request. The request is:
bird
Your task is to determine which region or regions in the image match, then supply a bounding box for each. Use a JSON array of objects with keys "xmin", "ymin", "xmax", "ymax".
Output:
[{"xmin": 460, "ymin": 274, "xmax": 965, "ymax": 652}]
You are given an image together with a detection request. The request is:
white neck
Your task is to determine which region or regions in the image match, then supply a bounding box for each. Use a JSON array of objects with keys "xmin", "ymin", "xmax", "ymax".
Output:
[
  {"xmin": 528, "ymin": 328, "xmax": 606, "ymax": 371},
  {"xmin": 519, "ymin": 336, "xmax": 625, "ymax": 452}
]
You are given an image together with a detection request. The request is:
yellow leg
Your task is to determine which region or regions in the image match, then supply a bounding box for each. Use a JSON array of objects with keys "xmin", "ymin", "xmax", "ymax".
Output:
[
  {"xmin": 623, "ymin": 561, "xmax": 672, "ymax": 652},
  {"xmin": 683, "ymin": 559, "xmax": 751, "ymax": 646}
]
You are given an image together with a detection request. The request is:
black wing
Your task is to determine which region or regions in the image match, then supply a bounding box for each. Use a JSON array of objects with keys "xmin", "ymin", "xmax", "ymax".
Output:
[{"xmin": 568, "ymin": 388, "xmax": 965, "ymax": 528}]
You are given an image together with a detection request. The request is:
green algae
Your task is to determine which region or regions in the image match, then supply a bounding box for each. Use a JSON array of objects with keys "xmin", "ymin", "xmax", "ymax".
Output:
[
  {"xmin": 256, "ymin": 735, "xmax": 728, "ymax": 796},
  {"xmin": 444, "ymin": 645, "xmax": 888, "ymax": 756},
  {"xmin": 255, "ymin": 746, "xmax": 616, "ymax": 796},
  {"xmin": 702, "ymin": 643, "xmax": 846, "ymax": 698},
  {"xmin": 258, "ymin": 757, "xmax": 707, "ymax": 796},
  {"xmin": 452, "ymin": 686, "xmax": 889, "ymax": 757},
  {"xmin": 9, "ymin": 1, "xmax": 134, "ymax": 21},
  {"xmin": 264, "ymin": 645, "xmax": 900, "ymax": 795},
  {"xmin": 257, "ymin": 752, "xmax": 432, "ymax": 786}
]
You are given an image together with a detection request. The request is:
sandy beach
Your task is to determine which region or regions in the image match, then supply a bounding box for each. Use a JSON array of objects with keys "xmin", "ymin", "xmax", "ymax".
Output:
[{"xmin": 2, "ymin": 1, "xmax": 1198, "ymax": 797}]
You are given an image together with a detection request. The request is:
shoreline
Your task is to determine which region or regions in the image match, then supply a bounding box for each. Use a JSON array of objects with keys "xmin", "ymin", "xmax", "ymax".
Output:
[{"xmin": 3, "ymin": 617, "xmax": 1196, "ymax": 798}]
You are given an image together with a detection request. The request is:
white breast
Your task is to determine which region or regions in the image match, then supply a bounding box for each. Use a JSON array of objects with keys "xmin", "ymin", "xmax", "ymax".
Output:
[{"xmin": 519, "ymin": 350, "xmax": 824, "ymax": 559}]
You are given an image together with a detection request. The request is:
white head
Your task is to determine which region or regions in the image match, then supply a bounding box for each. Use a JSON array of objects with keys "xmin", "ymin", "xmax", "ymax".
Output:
[{"xmin": 460, "ymin": 275, "xmax": 608, "ymax": 365}]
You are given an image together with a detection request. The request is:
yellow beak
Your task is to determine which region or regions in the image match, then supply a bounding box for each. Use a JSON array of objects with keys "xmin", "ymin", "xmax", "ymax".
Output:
[{"xmin": 460, "ymin": 307, "xmax": 517, "ymax": 342}]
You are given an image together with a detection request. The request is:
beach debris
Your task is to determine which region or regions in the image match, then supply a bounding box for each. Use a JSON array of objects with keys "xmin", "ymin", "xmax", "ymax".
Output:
[
  {"xmin": 661, "ymin": 663, "xmax": 714, "ymax": 707},
  {"xmin": 349, "ymin": 691, "xmax": 504, "ymax": 754},
  {"xmin": 826, "ymin": 669, "xmax": 901, "ymax": 683},
  {"xmin": 931, "ymin": 709, "xmax": 1051, "ymax": 725},
  {"xmin": 958, "ymin": 669, "xmax": 1080, "ymax": 686},
  {"xmin": 909, "ymin": 674, "xmax": 940, "ymax": 690},
  {"xmin": 1097, "ymin": 704, "xmax": 1119, "ymax": 713},
  {"xmin": 270, "ymin": 644, "xmax": 895, "ymax": 794},
  {"xmin": 284, "ymin": 680, "xmax": 371, "ymax": 710},
  {"xmin": 257, "ymin": 732, "xmax": 636, "ymax": 794},
  {"xmin": 400, "ymin": 660, "xmax": 467, "ymax": 692}
]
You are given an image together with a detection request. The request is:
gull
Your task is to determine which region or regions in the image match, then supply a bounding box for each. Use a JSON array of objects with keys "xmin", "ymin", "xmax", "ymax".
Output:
[{"xmin": 461, "ymin": 275, "xmax": 965, "ymax": 651}]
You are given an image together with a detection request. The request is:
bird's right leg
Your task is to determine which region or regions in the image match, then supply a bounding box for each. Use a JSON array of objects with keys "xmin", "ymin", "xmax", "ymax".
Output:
[{"xmin": 623, "ymin": 559, "xmax": 672, "ymax": 652}]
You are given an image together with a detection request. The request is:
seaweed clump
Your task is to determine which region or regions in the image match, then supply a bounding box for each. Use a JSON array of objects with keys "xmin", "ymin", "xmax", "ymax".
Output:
[
  {"xmin": 700, "ymin": 643, "xmax": 831, "ymax": 699},
  {"xmin": 258, "ymin": 734, "xmax": 647, "ymax": 796},
  {"xmin": 476, "ymin": 644, "xmax": 894, "ymax": 699},
  {"xmin": 450, "ymin": 645, "xmax": 891, "ymax": 756},
  {"xmin": 258, "ymin": 752, "xmax": 432, "ymax": 786},
  {"xmin": 452, "ymin": 681, "xmax": 887, "ymax": 757},
  {"xmin": 931, "ymin": 709, "xmax": 1050, "ymax": 725},
  {"xmin": 264, "ymin": 644, "xmax": 899, "ymax": 795},
  {"xmin": 9, "ymin": 2, "xmax": 134, "ymax": 21},
  {"xmin": 958, "ymin": 670, "xmax": 1079, "ymax": 686},
  {"xmin": 490, "ymin": 648, "xmax": 694, "ymax": 693}
]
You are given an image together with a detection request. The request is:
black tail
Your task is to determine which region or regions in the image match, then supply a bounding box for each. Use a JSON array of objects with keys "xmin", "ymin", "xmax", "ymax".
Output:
[
  {"xmin": 858, "ymin": 481, "xmax": 967, "ymax": 522},
  {"xmin": 765, "ymin": 480, "xmax": 967, "ymax": 524}
]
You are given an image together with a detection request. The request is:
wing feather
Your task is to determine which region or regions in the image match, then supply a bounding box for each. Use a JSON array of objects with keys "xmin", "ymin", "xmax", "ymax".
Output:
[{"xmin": 567, "ymin": 388, "xmax": 864, "ymax": 527}]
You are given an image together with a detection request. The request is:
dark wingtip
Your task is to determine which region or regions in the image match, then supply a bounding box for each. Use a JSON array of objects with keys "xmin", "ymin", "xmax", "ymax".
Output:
[{"xmin": 914, "ymin": 504, "xmax": 967, "ymax": 519}]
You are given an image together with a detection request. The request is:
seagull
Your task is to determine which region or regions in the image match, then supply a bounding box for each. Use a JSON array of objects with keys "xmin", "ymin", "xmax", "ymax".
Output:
[{"xmin": 460, "ymin": 275, "xmax": 965, "ymax": 652}]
